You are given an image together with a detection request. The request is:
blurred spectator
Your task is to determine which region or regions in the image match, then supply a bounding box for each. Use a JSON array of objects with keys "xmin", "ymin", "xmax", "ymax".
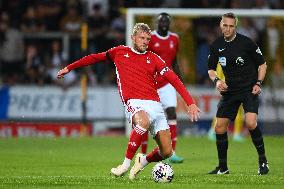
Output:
[
  {"xmin": 60, "ymin": 5, "xmax": 83, "ymax": 33},
  {"xmin": 21, "ymin": 6, "xmax": 46, "ymax": 33},
  {"xmin": 270, "ymin": 60, "xmax": 284, "ymax": 88},
  {"xmin": 196, "ymin": 33, "xmax": 215, "ymax": 85},
  {"xmin": 88, "ymin": 3, "xmax": 110, "ymax": 83},
  {"xmin": 266, "ymin": 18, "xmax": 280, "ymax": 61},
  {"xmin": 45, "ymin": 40, "xmax": 77, "ymax": 90},
  {"xmin": 60, "ymin": 4, "xmax": 83, "ymax": 62},
  {"xmin": 38, "ymin": 1, "xmax": 63, "ymax": 31},
  {"xmin": 88, "ymin": 3, "xmax": 109, "ymax": 49},
  {"xmin": 23, "ymin": 44, "xmax": 45, "ymax": 85},
  {"xmin": 1, "ymin": 0, "xmax": 27, "ymax": 28},
  {"xmin": 109, "ymin": 9, "xmax": 126, "ymax": 45},
  {"xmin": 161, "ymin": 0, "xmax": 181, "ymax": 7},
  {"xmin": 237, "ymin": 17, "xmax": 258, "ymax": 42},
  {"xmin": 86, "ymin": 0, "xmax": 109, "ymax": 17},
  {"xmin": 46, "ymin": 40, "xmax": 68, "ymax": 84},
  {"xmin": 0, "ymin": 12, "xmax": 25, "ymax": 85}
]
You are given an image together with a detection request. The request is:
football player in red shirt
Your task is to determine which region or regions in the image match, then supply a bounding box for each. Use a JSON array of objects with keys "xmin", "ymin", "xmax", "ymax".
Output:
[
  {"xmin": 141, "ymin": 12, "xmax": 184, "ymax": 163},
  {"xmin": 57, "ymin": 23, "xmax": 200, "ymax": 180}
]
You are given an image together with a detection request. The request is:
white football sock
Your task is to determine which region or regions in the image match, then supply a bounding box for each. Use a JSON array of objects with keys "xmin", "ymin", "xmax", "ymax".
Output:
[{"xmin": 122, "ymin": 158, "xmax": 131, "ymax": 169}]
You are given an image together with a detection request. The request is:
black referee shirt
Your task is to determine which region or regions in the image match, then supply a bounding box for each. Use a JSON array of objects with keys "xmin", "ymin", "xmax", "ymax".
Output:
[{"xmin": 208, "ymin": 33, "xmax": 265, "ymax": 94}]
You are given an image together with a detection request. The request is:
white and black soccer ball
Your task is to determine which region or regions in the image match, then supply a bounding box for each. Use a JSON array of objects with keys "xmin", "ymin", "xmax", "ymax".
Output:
[{"xmin": 152, "ymin": 162, "xmax": 174, "ymax": 183}]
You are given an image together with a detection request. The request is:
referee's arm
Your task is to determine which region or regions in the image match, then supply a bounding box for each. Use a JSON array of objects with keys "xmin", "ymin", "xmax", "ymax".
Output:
[{"xmin": 257, "ymin": 62, "xmax": 267, "ymax": 83}]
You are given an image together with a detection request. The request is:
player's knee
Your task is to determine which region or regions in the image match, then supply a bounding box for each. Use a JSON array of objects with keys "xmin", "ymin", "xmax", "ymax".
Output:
[
  {"xmin": 133, "ymin": 111, "xmax": 151, "ymax": 130},
  {"xmin": 215, "ymin": 124, "xmax": 227, "ymax": 134},
  {"xmin": 246, "ymin": 120, "xmax": 257, "ymax": 130},
  {"xmin": 165, "ymin": 107, "xmax": 177, "ymax": 120}
]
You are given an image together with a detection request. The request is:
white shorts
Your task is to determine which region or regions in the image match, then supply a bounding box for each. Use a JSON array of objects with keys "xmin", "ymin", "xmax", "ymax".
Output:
[
  {"xmin": 125, "ymin": 99, "xmax": 169, "ymax": 137},
  {"xmin": 157, "ymin": 83, "xmax": 177, "ymax": 109}
]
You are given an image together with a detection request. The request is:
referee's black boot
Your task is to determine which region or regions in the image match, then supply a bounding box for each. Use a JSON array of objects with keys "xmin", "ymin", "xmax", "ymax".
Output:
[
  {"xmin": 208, "ymin": 166, "xmax": 229, "ymax": 175},
  {"xmin": 258, "ymin": 161, "xmax": 269, "ymax": 175}
]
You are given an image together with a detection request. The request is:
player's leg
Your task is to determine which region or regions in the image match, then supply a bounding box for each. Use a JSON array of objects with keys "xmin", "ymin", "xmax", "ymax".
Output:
[
  {"xmin": 140, "ymin": 131, "xmax": 148, "ymax": 154},
  {"xmin": 209, "ymin": 95, "xmax": 240, "ymax": 174},
  {"xmin": 208, "ymin": 117, "xmax": 230, "ymax": 174},
  {"xmin": 129, "ymin": 129, "xmax": 173, "ymax": 180},
  {"xmin": 208, "ymin": 117, "xmax": 217, "ymax": 141},
  {"xmin": 157, "ymin": 84, "xmax": 183, "ymax": 163},
  {"xmin": 111, "ymin": 106, "xmax": 150, "ymax": 177},
  {"xmin": 165, "ymin": 107, "xmax": 184, "ymax": 163},
  {"xmin": 243, "ymin": 93, "xmax": 269, "ymax": 175},
  {"xmin": 233, "ymin": 106, "xmax": 244, "ymax": 142},
  {"xmin": 129, "ymin": 103, "xmax": 171, "ymax": 180}
]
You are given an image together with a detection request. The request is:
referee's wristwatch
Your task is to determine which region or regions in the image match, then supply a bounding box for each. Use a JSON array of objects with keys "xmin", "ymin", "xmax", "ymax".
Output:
[
  {"xmin": 256, "ymin": 80, "xmax": 263, "ymax": 87},
  {"xmin": 213, "ymin": 77, "xmax": 220, "ymax": 86}
]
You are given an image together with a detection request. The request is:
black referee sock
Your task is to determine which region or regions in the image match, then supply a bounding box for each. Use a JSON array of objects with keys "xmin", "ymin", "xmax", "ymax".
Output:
[
  {"xmin": 249, "ymin": 127, "xmax": 267, "ymax": 163},
  {"xmin": 216, "ymin": 132, "xmax": 228, "ymax": 169}
]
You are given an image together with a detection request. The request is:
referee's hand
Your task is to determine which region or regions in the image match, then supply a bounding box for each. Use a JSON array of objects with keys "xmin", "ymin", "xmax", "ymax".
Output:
[
  {"xmin": 216, "ymin": 80, "xmax": 228, "ymax": 93},
  {"xmin": 252, "ymin": 84, "xmax": 261, "ymax": 95}
]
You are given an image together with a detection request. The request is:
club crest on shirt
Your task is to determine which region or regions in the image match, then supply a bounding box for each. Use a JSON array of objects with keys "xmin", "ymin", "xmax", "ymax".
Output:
[
  {"xmin": 154, "ymin": 43, "xmax": 160, "ymax": 47},
  {"xmin": 218, "ymin": 57, "xmax": 226, "ymax": 66},
  {"xmin": 146, "ymin": 57, "xmax": 151, "ymax": 64},
  {"xmin": 235, "ymin": 57, "xmax": 245, "ymax": 66},
  {"xmin": 170, "ymin": 41, "xmax": 174, "ymax": 48}
]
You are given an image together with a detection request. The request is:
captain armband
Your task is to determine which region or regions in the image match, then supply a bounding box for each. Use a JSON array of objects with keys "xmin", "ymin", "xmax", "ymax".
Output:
[{"xmin": 160, "ymin": 67, "xmax": 170, "ymax": 75}]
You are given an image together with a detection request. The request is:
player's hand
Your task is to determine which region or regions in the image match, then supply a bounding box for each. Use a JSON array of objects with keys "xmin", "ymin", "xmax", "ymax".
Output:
[
  {"xmin": 57, "ymin": 67, "xmax": 69, "ymax": 79},
  {"xmin": 216, "ymin": 80, "xmax": 228, "ymax": 93},
  {"xmin": 252, "ymin": 84, "xmax": 261, "ymax": 95},
  {"xmin": 186, "ymin": 104, "xmax": 201, "ymax": 122}
]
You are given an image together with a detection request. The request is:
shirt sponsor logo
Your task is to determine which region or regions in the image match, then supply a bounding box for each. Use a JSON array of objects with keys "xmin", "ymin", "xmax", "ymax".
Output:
[
  {"xmin": 218, "ymin": 57, "xmax": 226, "ymax": 66},
  {"xmin": 218, "ymin": 48, "xmax": 225, "ymax": 52},
  {"xmin": 124, "ymin": 53, "xmax": 129, "ymax": 58}
]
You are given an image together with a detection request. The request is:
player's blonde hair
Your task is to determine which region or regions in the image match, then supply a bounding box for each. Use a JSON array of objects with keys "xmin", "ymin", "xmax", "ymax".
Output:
[
  {"xmin": 132, "ymin": 23, "xmax": 151, "ymax": 36},
  {"xmin": 221, "ymin": 12, "xmax": 238, "ymax": 26}
]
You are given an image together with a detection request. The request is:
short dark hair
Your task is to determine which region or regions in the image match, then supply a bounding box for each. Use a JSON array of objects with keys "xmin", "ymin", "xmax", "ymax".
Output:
[
  {"xmin": 221, "ymin": 12, "xmax": 238, "ymax": 26},
  {"xmin": 157, "ymin": 12, "xmax": 171, "ymax": 20}
]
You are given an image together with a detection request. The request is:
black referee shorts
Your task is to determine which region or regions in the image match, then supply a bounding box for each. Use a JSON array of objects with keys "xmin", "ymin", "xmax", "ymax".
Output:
[{"xmin": 216, "ymin": 91, "xmax": 259, "ymax": 121}]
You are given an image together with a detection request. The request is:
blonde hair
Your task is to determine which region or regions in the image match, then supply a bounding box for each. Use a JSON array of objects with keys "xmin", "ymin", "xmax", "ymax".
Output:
[
  {"xmin": 221, "ymin": 12, "xmax": 238, "ymax": 26},
  {"xmin": 132, "ymin": 23, "xmax": 151, "ymax": 36}
]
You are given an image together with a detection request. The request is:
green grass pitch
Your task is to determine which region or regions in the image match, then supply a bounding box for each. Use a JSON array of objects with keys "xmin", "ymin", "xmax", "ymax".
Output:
[{"xmin": 0, "ymin": 136, "xmax": 283, "ymax": 189}]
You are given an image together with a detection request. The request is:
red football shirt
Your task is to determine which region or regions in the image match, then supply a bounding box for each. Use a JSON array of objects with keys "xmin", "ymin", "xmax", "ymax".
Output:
[
  {"xmin": 67, "ymin": 45, "xmax": 194, "ymax": 105},
  {"xmin": 148, "ymin": 31, "xmax": 179, "ymax": 88}
]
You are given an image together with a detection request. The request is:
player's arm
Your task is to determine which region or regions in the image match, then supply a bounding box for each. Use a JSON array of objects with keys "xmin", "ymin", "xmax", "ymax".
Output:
[
  {"xmin": 249, "ymin": 41, "xmax": 267, "ymax": 94},
  {"xmin": 208, "ymin": 47, "xmax": 228, "ymax": 93},
  {"xmin": 57, "ymin": 52, "xmax": 107, "ymax": 78},
  {"xmin": 159, "ymin": 66, "xmax": 201, "ymax": 122}
]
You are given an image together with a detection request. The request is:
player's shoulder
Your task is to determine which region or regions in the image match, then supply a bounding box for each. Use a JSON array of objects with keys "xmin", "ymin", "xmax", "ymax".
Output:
[
  {"xmin": 108, "ymin": 45, "xmax": 131, "ymax": 52},
  {"xmin": 169, "ymin": 31, "xmax": 179, "ymax": 39},
  {"xmin": 236, "ymin": 33, "xmax": 254, "ymax": 44},
  {"xmin": 148, "ymin": 51, "xmax": 165, "ymax": 63},
  {"xmin": 210, "ymin": 36, "xmax": 223, "ymax": 48}
]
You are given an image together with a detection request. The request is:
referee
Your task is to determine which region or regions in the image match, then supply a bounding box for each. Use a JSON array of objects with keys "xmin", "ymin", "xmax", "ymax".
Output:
[{"xmin": 207, "ymin": 13, "xmax": 269, "ymax": 175}]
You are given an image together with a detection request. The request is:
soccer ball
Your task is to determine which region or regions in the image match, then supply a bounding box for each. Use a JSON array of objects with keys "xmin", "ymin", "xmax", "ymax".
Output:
[{"xmin": 152, "ymin": 162, "xmax": 174, "ymax": 183}]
